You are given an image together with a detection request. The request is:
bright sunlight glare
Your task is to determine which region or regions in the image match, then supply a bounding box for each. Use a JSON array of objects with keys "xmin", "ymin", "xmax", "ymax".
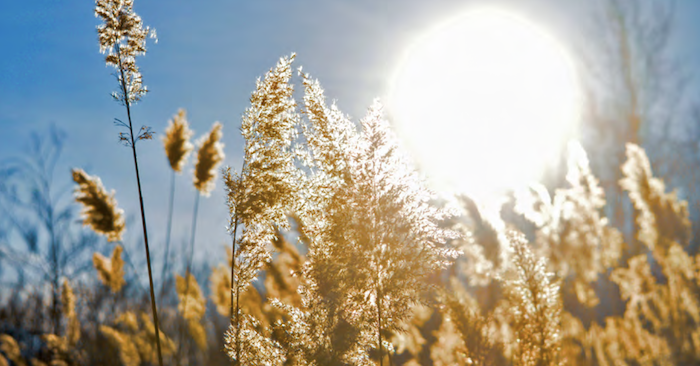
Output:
[{"xmin": 389, "ymin": 7, "xmax": 580, "ymax": 202}]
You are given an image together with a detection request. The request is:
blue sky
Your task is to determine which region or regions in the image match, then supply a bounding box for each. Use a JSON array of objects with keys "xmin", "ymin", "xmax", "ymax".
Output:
[{"xmin": 2, "ymin": 0, "xmax": 700, "ymax": 278}]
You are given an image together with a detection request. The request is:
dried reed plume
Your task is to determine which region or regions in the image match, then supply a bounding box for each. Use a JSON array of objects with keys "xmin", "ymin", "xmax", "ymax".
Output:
[
  {"xmin": 0, "ymin": 335, "xmax": 22, "ymax": 366},
  {"xmin": 621, "ymin": 143, "xmax": 691, "ymax": 252},
  {"xmin": 61, "ymin": 280, "xmax": 81, "ymax": 347},
  {"xmin": 210, "ymin": 261, "xmax": 232, "ymax": 317},
  {"xmin": 502, "ymin": 232, "xmax": 562, "ymax": 366},
  {"xmin": 99, "ymin": 325, "xmax": 141, "ymax": 366},
  {"xmin": 193, "ymin": 122, "xmax": 224, "ymax": 196},
  {"xmin": 160, "ymin": 109, "xmax": 194, "ymax": 300},
  {"xmin": 179, "ymin": 120, "xmax": 224, "ymax": 358},
  {"xmin": 175, "ymin": 273, "xmax": 208, "ymax": 351},
  {"xmin": 223, "ymin": 314, "xmax": 284, "ymax": 365},
  {"xmin": 101, "ymin": 312, "xmax": 176, "ymax": 366},
  {"xmin": 95, "ymin": 0, "xmax": 156, "ymax": 104},
  {"xmin": 93, "ymin": 245, "xmax": 126, "ymax": 292},
  {"xmin": 116, "ymin": 312, "xmax": 140, "ymax": 332},
  {"xmin": 514, "ymin": 141, "xmax": 623, "ymax": 307},
  {"xmin": 42, "ymin": 334, "xmax": 68, "ymax": 354},
  {"xmin": 134, "ymin": 312, "xmax": 176, "ymax": 363},
  {"xmin": 439, "ymin": 284, "xmax": 503, "ymax": 366},
  {"xmin": 163, "ymin": 109, "xmax": 194, "ymax": 173},
  {"xmin": 223, "ymin": 54, "xmax": 300, "ymax": 364},
  {"xmin": 72, "ymin": 168, "xmax": 125, "ymax": 242}
]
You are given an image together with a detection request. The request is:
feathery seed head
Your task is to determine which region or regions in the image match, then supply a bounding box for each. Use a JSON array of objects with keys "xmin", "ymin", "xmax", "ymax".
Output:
[
  {"xmin": 116, "ymin": 312, "xmax": 139, "ymax": 332},
  {"xmin": 72, "ymin": 168, "xmax": 125, "ymax": 242},
  {"xmin": 193, "ymin": 122, "xmax": 225, "ymax": 196},
  {"xmin": 187, "ymin": 319, "xmax": 208, "ymax": 351},
  {"xmin": 0, "ymin": 335, "xmax": 21, "ymax": 365},
  {"xmin": 175, "ymin": 273, "xmax": 206, "ymax": 321},
  {"xmin": 93, "ymin": 245, "xmax": 126, "ymax": 292},
  {"xmin": 42, "ymin": 334, "xmax": 68, "ymax": 354},
  {"xmin": 163, "ymin": 109, "xmax": 194, "ymax": 173},
  {"xmin": 621, "ymin": 143, "xmax": 691, "ymax": 252},
  {"xmin": 30, "ymin": 359, "xmax": 47, "ymax": 366},
  {"xmin": 61, "ymin": 280, "xmax": 81, "ymax": 346},
  {"xmin": 61, "ymin": 280, "xmax": 75, "ymax": 320},
  {"xmin": 99, "ymin": 325, "xmax": 141, "ymax": 366},
  {"xmin": 502, "ymin": 232, "xmax": 562, "ymax": 366},
  {"xmin": 175, "ymin": 273, "xmax": 209, "ymax": 349},
  {"xmin": 210, "ymin": 264, "xmax": 232, "ymax": 316},
  {"xmin": 95, "ymin": 0, "xmax": 156, "ymax": 103},
  {"xmin": 134, "ymin": 312, "xmax": 176, "ymax": 361}
]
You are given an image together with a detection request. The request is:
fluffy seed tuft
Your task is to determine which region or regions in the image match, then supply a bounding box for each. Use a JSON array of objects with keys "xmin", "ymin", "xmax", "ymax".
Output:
[
  {"xmin": 162, "ymin": 109, "xmax": 194, "ymax": 173},
  {"xmin": 193, "ymin": 122, "xmax": 225, "ymax": 196},
  {"xmin": 61, "ymin": 280, "xmax": 81, "ymax": 347},
  {"xmin": 72, "ymin": 169, "xmax": 125, "ymax": 242},
  {"xmin": 93, "ymin": 245, "xmax": 126, "ymax": 292}
]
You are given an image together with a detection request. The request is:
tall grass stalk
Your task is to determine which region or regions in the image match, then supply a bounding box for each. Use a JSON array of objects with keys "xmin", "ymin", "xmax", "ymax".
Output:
[
  {"xmin": 160, "ymin": 108, "xmax": 194, "ymax": 304},
  {"xmin": 222, "ymin": 162, "xmax": 245, "ymax": 365},
  {"xmin": 230, "ymin": 215, "xmax": 239, "ymax": 322},
  {"xmin": 95, "ymin": 0, "xmax": 163, "ymax": 362},
  {"xmin": 187, "ymin": 192, "xmax": 201, "ymax": 275},
  {"xmin": 160, "ymin": 170, "xmax": 176, "ymax": 301},
  {"xmin": 176, "ymin": 121, "xmax": 223, "ymax": 363},
  {"xmin": 226, "ymin": 161, "xmax": 245, "ymax": 327},
  {"xmin": 175, "ymin": 190, "xmax": 201, "ymax": 364},
  {"xmin": 232, "ymin": 220, "xmax": 241, "ymax": 366},
  {"xmin": 114, "ymin": 45, "xmax": 164, "ymax": 366}
]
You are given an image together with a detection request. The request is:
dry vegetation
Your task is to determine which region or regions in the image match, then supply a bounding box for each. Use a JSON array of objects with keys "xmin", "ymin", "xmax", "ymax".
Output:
[{"xmin": 2, "ymin": 0, "xmax": 700, "ymax": 365}]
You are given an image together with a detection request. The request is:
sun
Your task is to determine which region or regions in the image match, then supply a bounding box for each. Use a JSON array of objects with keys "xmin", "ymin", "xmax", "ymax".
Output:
[{"xmin": 389, "ymin": 7, "xmax": 580, "ymax": 202}]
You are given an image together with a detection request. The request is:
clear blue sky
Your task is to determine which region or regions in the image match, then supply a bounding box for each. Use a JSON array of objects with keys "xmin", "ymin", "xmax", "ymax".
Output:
[{"xmin": 2, "ymin": 0, "xmax": 699, "ymax": 276}]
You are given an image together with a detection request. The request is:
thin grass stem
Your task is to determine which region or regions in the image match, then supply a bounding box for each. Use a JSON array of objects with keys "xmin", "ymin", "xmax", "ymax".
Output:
[
  {"xmin": 175, "ymin": 191, "xmax": 201, "ymax": 365},
  {"xmin": 160, "ymin": 170, "xmax": 176, "ymax": 303},
  {"xmin": 187, "ymin": 192, "xmax": 201, "ymax": 275},
  {"xmin": 116, "ymin": 45, "xmax": 164, "ymax": 366},
  {"xmin": 229, "ymin": 217, "xmax": 239, "ymax": 322}
]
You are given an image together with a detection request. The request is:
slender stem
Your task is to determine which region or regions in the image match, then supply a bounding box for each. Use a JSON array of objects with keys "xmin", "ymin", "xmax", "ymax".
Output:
[
  {"xmin": 370, "ymin": 141, "xmax": 384, "ymax": 366},
  {"xmin": 175, "ymin": 191, "xmax": 201, "ymax": 364},
  {"xmin": 119, "ymin": 240, "xmax": 148, "ymax": 294},
  {"xmin": 228, "ymin": 161, "xmax": 246, "ymax": 365},
  {"xmin": 229, "ymin": 217, "xmax": 239, "ymax": 321},
  {"xmin": 175, "ymin": 191, "xmax": 201, "ymax": 365},
  {"xmin": 377, "ymin": 289, "xmax": 383, "ymax": 366},
  {"xmin": 45, "ymin": 168, "xmax": 60, "ymax": 336},
  {"xmin": 234, "ymin": 262, "xmax": 242, "ymax": 366},
  {"xmin": 160, "ymin": 170, "xmax": 176, "ymax": 302},
  {"xmin": 116, "ymin": 45, "xmax": 163, "ymax": 366},
  {"xmin": 187, "ymin": 192, "xmax": 201, "ymax": 275},
  {"xmin": 225, "ymin": 214, "xmax": 241, "ymax": 365}
]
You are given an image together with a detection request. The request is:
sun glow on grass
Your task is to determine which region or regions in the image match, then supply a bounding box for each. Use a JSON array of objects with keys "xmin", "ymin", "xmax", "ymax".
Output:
[{"xmin": 389, "ymin": 7, "xmax": 580, "ymax": 202}]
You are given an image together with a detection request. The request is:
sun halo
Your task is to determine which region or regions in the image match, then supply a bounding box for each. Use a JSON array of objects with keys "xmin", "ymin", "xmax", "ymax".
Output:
[{"xmin": 389, "ymin": 7, "xmax": 581, "ymax": 205}]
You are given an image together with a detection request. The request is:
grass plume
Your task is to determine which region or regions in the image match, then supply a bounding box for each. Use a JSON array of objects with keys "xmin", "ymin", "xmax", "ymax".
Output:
[
  {"xmin": 72, "ymin": 168, "xmax": 125, "ymax": 242},
  {"xmin": 163, "ymin": 109, "xmax": 195, "ymax": 173},
  {"xmin": 176, "ymin": 273, "xmax": 208, "ymax": 351},
  {"xmin": 193, "ymin": 122, "xmax": 225, "ymax": 197},
  {"xmin": 61, "ymin": 280, "xmax": 81, "ymax": 347},
  {"xmin": 160, "ymin": 108, "xmax": 194, "ymax": 301},
  {"xmin": 93, "ymin": 244, "xmax": 126, "ymax": 293}
]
